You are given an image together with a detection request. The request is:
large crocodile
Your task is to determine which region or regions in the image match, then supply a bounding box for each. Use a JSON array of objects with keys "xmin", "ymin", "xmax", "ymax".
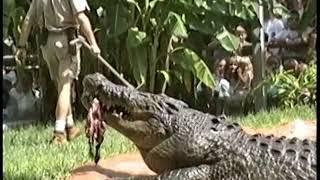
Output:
[{"xmin": 81, "ymin": 73, "xmax": 316, "ymax": 180}]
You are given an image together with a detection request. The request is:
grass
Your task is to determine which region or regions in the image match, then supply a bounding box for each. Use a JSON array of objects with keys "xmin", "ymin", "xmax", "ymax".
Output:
[
  {"xmin": 233, "ymin": 105, "xmax": 316, "ymax": 128},
  {"xmin": 3, "ymin": 105, "xmax": 316, "ymax": 180},
  {"xmin": 3, "ymin": 124, "xmax": 137, "ymax": 180}
]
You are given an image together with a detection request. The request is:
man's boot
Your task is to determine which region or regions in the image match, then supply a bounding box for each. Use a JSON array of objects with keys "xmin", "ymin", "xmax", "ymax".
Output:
[
  {"xmin": 51, "ymin": 131, "xmax": 68, "ymax": 144},
  {"xmin": 66, "ymin": 126, "xmax": 81, "ymax": 141}
]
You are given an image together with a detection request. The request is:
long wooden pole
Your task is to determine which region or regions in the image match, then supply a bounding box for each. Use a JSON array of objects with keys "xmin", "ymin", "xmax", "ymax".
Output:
[{"xmin": 70, "ymin": 36, "xmax": 135, "ymax": 89}]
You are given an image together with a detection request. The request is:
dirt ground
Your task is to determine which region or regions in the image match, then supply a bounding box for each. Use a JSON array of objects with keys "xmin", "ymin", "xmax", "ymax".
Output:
[{"xmin": 69, "ymin": 120, "xmax": 316, "ymax": 180}]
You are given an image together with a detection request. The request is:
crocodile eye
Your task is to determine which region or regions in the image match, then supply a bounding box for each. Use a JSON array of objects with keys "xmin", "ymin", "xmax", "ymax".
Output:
[
  {"xmin": 233, "ymin": 122, "xmax": 240, "ymax": 127},
  {"xmin": 211, "ymin": 118, "xmax": 220, "ymax": 124},
  {"xmin": 226, "ymin": 124, "xmax": 234, "ymax": 130}
]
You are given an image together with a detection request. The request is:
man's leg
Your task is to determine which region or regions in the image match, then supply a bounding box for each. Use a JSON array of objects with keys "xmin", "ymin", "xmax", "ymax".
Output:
[
  {"xmin": 66, "ymin": 81, "xmax": 75, "ymax": 128},
  {"xmin": 66, "ymin": 102, "xmax": 80, "ymax": 141},
  {"xmin": 66, "ymin": 106, "xmax": 74, "ymax": 127},
  {"xmin": 50, "ymin": 32, "xmax": 81, "ymax": 144},
  {"xmin": 56, "ymin": 78, "xmax": 72, "ymax": 121},
  {"xmin": 52, "ymin": 77, "xmax": 72, "ymax": 144}
]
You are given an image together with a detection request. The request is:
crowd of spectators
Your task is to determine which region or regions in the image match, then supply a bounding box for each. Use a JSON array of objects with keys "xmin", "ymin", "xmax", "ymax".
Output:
[{"xmin": 198, "ymin": 0, "xmax": 315, "ymax": 116}]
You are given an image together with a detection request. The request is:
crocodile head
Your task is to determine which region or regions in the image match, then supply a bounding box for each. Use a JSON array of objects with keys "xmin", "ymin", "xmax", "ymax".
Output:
[{"xmin": 81, "ymin": 73, "xmax": 188, "ymax": 152}]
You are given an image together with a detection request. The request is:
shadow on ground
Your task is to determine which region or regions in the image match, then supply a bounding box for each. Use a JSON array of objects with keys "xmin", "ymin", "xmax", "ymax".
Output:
[
  {"xmin": 71, "ymin": 164, "xmax": 154, "ymax": 179},
  {"xmin": 69, "ymin": 153, "xmax": 156, "ymax": 180}
]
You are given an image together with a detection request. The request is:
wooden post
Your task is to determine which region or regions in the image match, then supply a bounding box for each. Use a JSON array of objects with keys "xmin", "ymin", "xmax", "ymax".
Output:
[{"xmin": 253, "ymin": 0, "xmax": 267, "ymax": 112}]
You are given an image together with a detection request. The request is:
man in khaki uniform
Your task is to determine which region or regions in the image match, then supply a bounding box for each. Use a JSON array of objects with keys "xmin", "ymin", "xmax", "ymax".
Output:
[{"xmin": 16, "ymin": 0, "xmax": 101, "ymax": 144}]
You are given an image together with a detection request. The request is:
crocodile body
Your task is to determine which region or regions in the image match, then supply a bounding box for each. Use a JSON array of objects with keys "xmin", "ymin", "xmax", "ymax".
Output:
[{"xmin": 81, "ymin": 73, "xmax": 316, "ymax": 180}]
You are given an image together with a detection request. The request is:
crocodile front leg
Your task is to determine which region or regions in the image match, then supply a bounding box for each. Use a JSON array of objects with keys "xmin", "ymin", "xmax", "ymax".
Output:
[
  {"xmin": 129, "ymin": 164, "xmax": 212, "ymax": 180},
  {"xmin": 140, "ymin": 134, "xmax": 188, "ymax": 173},
  {"xmin": 141, "ymin": 131, "xmax": 213, "ymax": 173}
]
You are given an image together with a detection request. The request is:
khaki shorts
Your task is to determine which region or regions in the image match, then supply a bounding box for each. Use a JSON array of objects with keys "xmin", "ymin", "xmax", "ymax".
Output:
[{"xmin": 41, "ymin": 32, "xmax": 81, "ymax": 85}]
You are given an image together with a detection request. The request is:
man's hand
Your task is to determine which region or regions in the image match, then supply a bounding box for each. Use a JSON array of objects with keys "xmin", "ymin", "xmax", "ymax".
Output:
[
  {"xmin": 90, "ymin": 44, "xmax": 101, "ymax": 56},
  {"xmin": 15, "ymin": 48, "xmax": 27, "ymax": 65},
  {"xmin": 237, "ymin": 67, "xmax": 243, "ymax": 76}
]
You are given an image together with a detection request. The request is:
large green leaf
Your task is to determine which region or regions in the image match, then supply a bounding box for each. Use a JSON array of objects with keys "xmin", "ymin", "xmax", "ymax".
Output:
[
  {"xmin": 172, "ymin": 48, "xmax": 215, "ymax": 89},
  {"xmin": 127, "ymin": 27, "xmax": 149, "ymax": 48},
  {"xmin": 126, "ymin": 0, "xmax": 142, "ymax": 14},
  {"xmin": 272, "ymin": 0, "xmax": 290, "ymax": 18},
  {"xmin": 233, "ymin": 2, "xmax": 248, "ymax": 20},
  {"xmin": 231, "ymin": 0, "xmax": 257, "ymax": 21},
  {"xmin": 194, "ymin": 0, "xmax": 203, "ymax": 7},
  {"xmin": 127, "ymin": 45, "xmax": 148, "ymax": 86},
  {"xmin": 299, "ymin": 0, "xmax": 316, "ymax": 31},
  {"xmin": 216, "ymin": 26, "xmax": 240, "ymax": 52},
  {"xmin": 183, "ymin": 71, "xmax": 193, "ymax": 93},
  {"xmin": 185, "ymin": 13, "xmax": 216, "ymax": 35},
  {"xmin": 149, "ymin": 0, "xmax": 165, "ymax": 9},
  {"xmin": 126, "ymin": 27, "xmax": 149, "ymax": 85},
  {"xmin": 106, "ymin": 3, "xmax": 130, "ymax": 38},
  {"xmin": 164, "ymin": 12, "xmax": 188, "ymax": 38},
  {"xmin": 172, "ymin": 68, "xmax": 184, "ymax": 84}
]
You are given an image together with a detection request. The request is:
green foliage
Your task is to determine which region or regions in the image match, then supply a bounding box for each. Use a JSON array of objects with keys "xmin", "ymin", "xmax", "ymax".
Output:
[
  {"xmin": 172, "ymin": 48, "xmax": 215, "ymax": 89},
  {"xmin": 3, "ymin": 0, "xmax": 263, "ymax": 94},
  {"xmin": 127, "ymin": 27, "xmax": 149, "ymax": 86},
  {"xmin": 216, "ymin": 26, "xmax": 240, "ymax": 53},
  {"xmin": 3, "ymin": 0, "xmax": 27, "ymax": 41},
  {"xmin": 164, "ymin": 12, "xmax": 188, "ymax": 38},
  {"xmin": 84, "ymin": 0, "xmax": 264, "ymax": 93},
  {"xmin": 267, "ymin": 63, "xmax": 316, "ymax": 108}
]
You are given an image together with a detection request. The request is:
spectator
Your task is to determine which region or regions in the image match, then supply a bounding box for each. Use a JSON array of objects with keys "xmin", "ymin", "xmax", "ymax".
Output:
[
  {"xmin": 283, "ymin": 58, "xmax": 299, "ymax": 71},
  {"xmin": 235, "ymin": 25, "xmax": 252, "ymax": 56},
  {"xmin": 283, "ymin": 59, "xmax": 308, "ymax": 76},
  {"xmin": 225, "ymin": 56, "xmax": 239, "ymax": 91},
  {"xmin": 266, "ymin": 54, "xmax": 282, "ymax": 74},
  {"xmin": 234, "ymin": 56, "xmax": 254, "ymax": 93},
  {"xmin": 214, "ymin": 58, "xmax": 227, "ymax": 80}
]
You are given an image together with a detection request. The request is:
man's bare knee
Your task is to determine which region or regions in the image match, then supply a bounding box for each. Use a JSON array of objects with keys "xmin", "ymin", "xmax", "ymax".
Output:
[{"xmin": 57, "ymin": 77, "xmax": 73, "ymax": 93}]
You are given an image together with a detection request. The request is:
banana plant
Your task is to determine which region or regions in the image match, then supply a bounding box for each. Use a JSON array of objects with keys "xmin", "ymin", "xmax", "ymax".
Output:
[{"xmin": 123, "ymin": 0, "xmax": 217, "ymax": 92}]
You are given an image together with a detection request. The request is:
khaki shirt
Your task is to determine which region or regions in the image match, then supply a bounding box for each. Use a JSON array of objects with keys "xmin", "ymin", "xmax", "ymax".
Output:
[{"xmin": 27, "ymin": 0, "xmax": 90, "ymax": 32}]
